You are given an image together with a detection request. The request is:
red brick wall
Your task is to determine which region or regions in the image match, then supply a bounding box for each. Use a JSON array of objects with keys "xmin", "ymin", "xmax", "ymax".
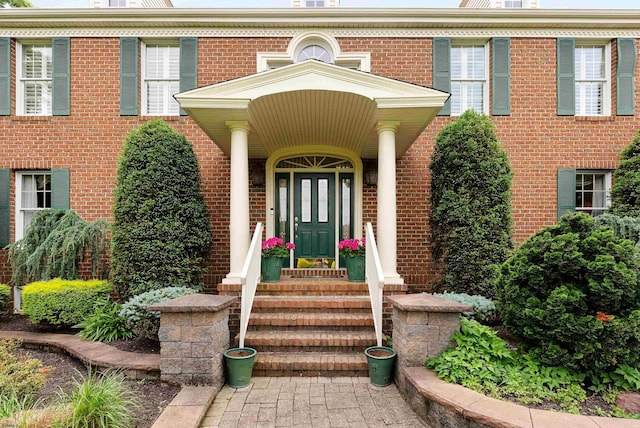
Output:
[{"xmin": 1, "ymin": 36, "xmax": 638, "ymax": 295}]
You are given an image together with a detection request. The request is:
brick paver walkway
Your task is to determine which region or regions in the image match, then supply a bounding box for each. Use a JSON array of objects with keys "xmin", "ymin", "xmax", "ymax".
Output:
[{"xmin": 200, "ymin": 377, "xmax": 427, "ymax": 428}]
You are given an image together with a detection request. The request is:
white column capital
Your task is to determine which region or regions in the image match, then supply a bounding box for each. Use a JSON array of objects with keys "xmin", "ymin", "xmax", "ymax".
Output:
[
  {"xmin": 376, "ymin": 121, "xmax": 401, "ymax": 135},
  {"xmin": 225, "ymin": 120, "xmax": 250, "ymax": 134}
]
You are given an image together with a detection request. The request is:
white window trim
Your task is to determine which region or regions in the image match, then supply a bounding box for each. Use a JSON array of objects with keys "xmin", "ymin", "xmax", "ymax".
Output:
[
  {"xmin": 257, "ymin": 32, "xmax": 370, "ymax": 72},
  {"xmin": 141, "ymin": 40, "xmax": 180, "ymax": 117},
  {"xmin": 575, "ymin": 169, "xmax": 612, "ymax": 214},
  {"xmin": 574, "ymin": 42, "xmax": 611, "ymax": 117},
  {"xmin": 15, "ymin": 170, "xmax": 51, "ymax": 241},
  {"xmin": 451, "ymin": 41, "xmax": 490, "ymax": 116},
  {"xmin": 16, "ymin": 40, "xmax": 52, "ymax": 117}
]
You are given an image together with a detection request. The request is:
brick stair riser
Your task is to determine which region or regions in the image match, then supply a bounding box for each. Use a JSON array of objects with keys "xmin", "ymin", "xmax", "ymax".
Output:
[
  {"xmin": 252, "ymin": 300, "xmax": 372, "ymax": 313},
  {"xmin": 237, "ymin": 339, "xmax": 376, "ymax": 352},
  {"xmin": 252, "ymin": 352, "xmax": 369, "ymax": 377},
  {"xmin": 248, "ymin": 314, "xmax": 374, "ymax": 330},
  {"xmin": 248, "ymin": 323, "xmax": 374, "ymax": 332},
  {"xmin": 256, "ymin": 285, "xmax": 368, "ymax": 296}
]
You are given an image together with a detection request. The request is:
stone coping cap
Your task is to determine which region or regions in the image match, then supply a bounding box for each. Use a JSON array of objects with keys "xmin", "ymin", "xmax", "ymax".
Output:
[
  {"xmin": 387, "ymin": 293, "xmax": 472, "ymax": 313},
  {"xmin": 403, "ymin": 367, "xmax": 640, "ymax": 428},
  {"xmin": 147, "ymin": 294, "xmax": 237, "ymax": 313}
]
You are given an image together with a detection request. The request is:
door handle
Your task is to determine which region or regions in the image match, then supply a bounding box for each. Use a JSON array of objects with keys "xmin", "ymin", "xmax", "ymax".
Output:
[{"xmin": 294, "ymin": 217, "xmax": 299, "ymax": 237}]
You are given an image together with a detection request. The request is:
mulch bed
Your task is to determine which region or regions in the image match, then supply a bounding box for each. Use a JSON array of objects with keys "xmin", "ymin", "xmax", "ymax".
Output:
[
  {"xmin": 0, "ymin": 314, "xmax": 160, "ymax": 354},
  {"xmin": 1, "ymin": 314, "xmax": 178, "ymax": 427}
]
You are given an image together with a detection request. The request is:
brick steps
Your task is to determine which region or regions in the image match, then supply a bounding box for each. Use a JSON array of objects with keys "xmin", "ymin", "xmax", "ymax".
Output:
[
  {"xmin": 248, "ymin": 312, "xmax": 374, "ymax": 330},
  {"xmin": 238, "ymin": 330, "xmax": 376, "ymax": 352},
  {"xmin": 243, "ymin": 279, "xmax": 376, "ymax": 376},
  {"xmin": 252, "ymin": 295, "xmax": 371, "ymax": 313},
  {"xmin": 252, "ymin": 352, "xmax": 369, "ymax": 377},
  {"xmin": 256, "ymin": 278, "xmax": 368, "ymax": 296}
]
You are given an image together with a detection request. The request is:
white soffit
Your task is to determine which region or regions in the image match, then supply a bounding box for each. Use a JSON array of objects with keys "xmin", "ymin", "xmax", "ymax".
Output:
[{"xmin": 175, "ymin": 60, "xmax": 449, "ymax": 159}]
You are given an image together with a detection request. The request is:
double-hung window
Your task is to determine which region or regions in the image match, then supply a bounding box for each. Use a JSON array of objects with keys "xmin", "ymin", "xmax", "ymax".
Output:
[
  {"xmin": 109, "ymin": 0, "xmax": 127, "ymax": 6},
  {"xmin": 143, "ymin": 42, "xmax": 180, "ymax": 116},
  {"xmin": 18, "ymin": 42, "xmax": 52, "ymax": 116},
  {"xmin": 575, "ymin": 45, "xmax": 609, "ymax": 116},
  {"xmin": 575, "ymin": 170, "xmax": 611, "ymax": 216},
  {"xmin": 450, "ymin": 44, "xmax": 488, "ymax": 115},
  {"xmin": 503, "ymin": 0, "xmax": 523, "ymax": 7},
  {"xmin": 15, "ymin": 171, "xmax": 51, "ymax": 240}
]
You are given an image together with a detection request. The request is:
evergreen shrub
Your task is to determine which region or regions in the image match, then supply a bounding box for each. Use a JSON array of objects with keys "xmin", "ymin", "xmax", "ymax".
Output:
[
  {"xmin": 110, "ymin": 120, "xmax": 211, "ymax": 300},
  {"xmin": 496, "ymin": 213, "xmax": 640, "ymax": 377},
  {"xmin": 430, "ymin": 110, "xmax": 513, "ymax": 298},
  {"xmin": 0, "ymin": 284, "xmax": 10, "ymax": 315},
  {"xmin": 610, "ymin": 130, "xmax": 640, "ymax": 217},
  {"xmin": 433, "ymin": 292, "xmax": 497, "ymax": 325},
  {"xmin": 594, "ymin": 213, "xmax": 640, "ymax": 246},
  {"xmin": 119, "ymin": 286, "xmax": 197, "ymax": 340},
  {"xmin": 21, "ymin": 279, "xmax": 112, "ymax": 326}
]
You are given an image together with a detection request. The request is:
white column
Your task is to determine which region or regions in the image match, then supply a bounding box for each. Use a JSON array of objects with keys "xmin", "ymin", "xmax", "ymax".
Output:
[
  {"xmin": 376, "ymin": 121, "xmax": 403, "ymax": 285},
  {"xmin": 223, "ymin": 121, "xmax": 250, "ymax": 285}
]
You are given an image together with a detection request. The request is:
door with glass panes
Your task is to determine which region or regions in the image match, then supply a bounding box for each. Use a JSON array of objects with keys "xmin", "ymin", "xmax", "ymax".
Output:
[{"xmin": 274, "ymin": 166, "xmax": 354, "ymax": 268}]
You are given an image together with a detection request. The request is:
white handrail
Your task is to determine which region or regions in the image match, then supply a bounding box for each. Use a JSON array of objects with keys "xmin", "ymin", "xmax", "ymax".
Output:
[
  {"xmin": 239, "ymin": 222, "xmax": 263, "ymax": 349},
  {"xmin": 365, "ymin": 222, "xmax": 385, "ymax": 347}
]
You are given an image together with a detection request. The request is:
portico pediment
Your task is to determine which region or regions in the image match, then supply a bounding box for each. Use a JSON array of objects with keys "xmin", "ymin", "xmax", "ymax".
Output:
[{"xmin": 175, "ymin": 60, "xmax": 449, "ymax": 158}]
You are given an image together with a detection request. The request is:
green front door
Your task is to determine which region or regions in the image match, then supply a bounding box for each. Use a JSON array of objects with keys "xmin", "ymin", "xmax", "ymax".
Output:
[{"xmin": 293, "ymin": 173, "xmax": 335, "ymax": 261}]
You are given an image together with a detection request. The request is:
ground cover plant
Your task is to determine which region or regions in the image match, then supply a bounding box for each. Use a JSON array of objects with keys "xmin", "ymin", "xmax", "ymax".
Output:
[
  {"xmin": 496, "ymin": 213, "xmax": 640, "ymax": 379},
  {"xmin": 111, "ymin": 119, "xmax": 211, "ymax": 300},
  {"xmin": 21, "ymin": 279, "xmax": 112, "ymax": 327},
  {"xmin": 427, "ymin": 318, "xmax": 589, "ymax": 413},
  {"xmin": 430, "ymin": 110, "xmax": 513, "ymax": 298},
  {"xmin": 6, "ymin": 209, "xmax": 108, "ymax": 286},
  {"xmin": 75, "ymin": 298, "xmax": 132, "ymax": 343}
]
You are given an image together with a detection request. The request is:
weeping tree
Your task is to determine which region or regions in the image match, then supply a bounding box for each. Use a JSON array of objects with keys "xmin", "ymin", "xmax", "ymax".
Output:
[
  {"xmin": 110, "ymin": 120, "xmax": 211, "ymax": 301},
  {"xmin": 610, "ymin": 130, "xmax": 640, "ymax": 217},
  {"xmin": 430, "ymin": 110, "xmax": 513, "ymax": 299},
  {"xmin": 7, "ymin": 209, "xmax": 108, "ymax": 285}
]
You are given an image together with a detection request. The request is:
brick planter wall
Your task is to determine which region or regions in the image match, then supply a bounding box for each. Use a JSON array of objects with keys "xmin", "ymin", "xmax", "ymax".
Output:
[{"xmin": 148, "ymin": 294, "xmax": 236, "ymax": 389}]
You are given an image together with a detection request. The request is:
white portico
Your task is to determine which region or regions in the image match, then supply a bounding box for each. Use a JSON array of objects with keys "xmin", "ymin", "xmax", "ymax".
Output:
[{"xmin": 175, "ymin": 60, "xmax": 448, "ymax": 286}]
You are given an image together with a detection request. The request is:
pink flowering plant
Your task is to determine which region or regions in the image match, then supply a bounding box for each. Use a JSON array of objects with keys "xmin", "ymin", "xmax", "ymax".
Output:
[
  {"xmin": 338, "ymin": 238, "xmax": 366, "ymax": 258},
  {"xmin": 262, "ymin": 237, "xmax": 295, "ymax": 258}
]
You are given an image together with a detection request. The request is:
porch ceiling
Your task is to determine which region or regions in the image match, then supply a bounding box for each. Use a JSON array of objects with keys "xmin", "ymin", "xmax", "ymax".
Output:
[{"xmin": 175, "ymin": 60, "xmax": 449, "ymax": 159}]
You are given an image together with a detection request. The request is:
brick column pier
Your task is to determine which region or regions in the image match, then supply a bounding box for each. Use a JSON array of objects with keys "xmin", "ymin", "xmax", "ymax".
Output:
[
  {"xmin": 148, "ymin": 294, "xmax": 237, "ymax": 389},
  {"xmin": 387, "ymin": 293, "xmax": 471, "ymax": 390}
]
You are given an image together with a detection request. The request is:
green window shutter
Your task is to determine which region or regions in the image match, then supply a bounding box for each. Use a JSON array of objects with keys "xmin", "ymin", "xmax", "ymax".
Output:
[
  {"xmin": 492, "ymin": 37, "xmax": 511, "ymax": 116},
  {"xmin": 557, "ymin": 168, "xmax": 576, "ymax": 220},
  {"xmin": 52, "ymin": 37, "xmax": 70, "ymax": 116},
  {"xmin": 120, "ymin": 37, "xmax": 138, "ymax": 116},
  {"xmin": 0, "ymin": 38, "xmax": 10, "ymax": 116},
  {"xmin": 0, "ymin": 169, "xmax": 9, "ymax": 247},
  {"xmin": 179, "ymin": 37, "xmax": 198, "ymax": 116},
  {"xmin": 617, "ymin": 38, "xmax": 637, "ymax": 116},
  {"xmin": 557, "ymin": 38, "xmax": 575, "ymax": 116},
  {"xmin": 433, "ymin": 37, "xmax": 451, "ymax": 116},
  {"xmin": 51, "ymin": 168, "xmax": 70, "ymax": 210}
]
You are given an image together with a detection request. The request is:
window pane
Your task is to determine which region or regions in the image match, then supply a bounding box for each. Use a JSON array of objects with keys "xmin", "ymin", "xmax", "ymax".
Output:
[
  {"xmin": 23, "ymin": 81, "xmax": 52, "ymax": 115},
  {"xmin": 451, "ymin": 45, "xmax": 485, "ymax": 115},
  {"xmin": 301, "ymin": 179, "xmax": 311, "ymax": 222},
  {"xmin": 576, "ymin": 172, "xmax": 608, "ymax": 216},
  {"xmin": 22, "ymin": 45, "xmax": 52, "ymax": 79},
  {"xmin": 341, "ymin": 178, "xmax": 351, "ymax": 239},
  {"xmin": 297, "ymin": 45, "xmax": 332, "ymax": 63},
  {"xmin": 278, "ymin": 178, "xmax": 288, "ymax": 239},
  {"xmin": 318, "ymin": 179, "xmax": 328, "ymax": 223}
]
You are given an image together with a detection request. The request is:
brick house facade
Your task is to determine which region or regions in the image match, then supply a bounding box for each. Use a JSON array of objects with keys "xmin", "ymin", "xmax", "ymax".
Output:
[{"xmin": 0, "ymin": 7, "xmax": 638, "ymax": 295}]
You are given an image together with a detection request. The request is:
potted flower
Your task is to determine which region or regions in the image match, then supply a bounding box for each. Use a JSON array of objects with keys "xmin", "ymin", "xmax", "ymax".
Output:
[
  {"xmin": 261, "ymin": 237, "xmax": 295, "ymax": 282},
  {"xmin": 338, "ymin": 238, "xmax": 365, "ymax": 282}
]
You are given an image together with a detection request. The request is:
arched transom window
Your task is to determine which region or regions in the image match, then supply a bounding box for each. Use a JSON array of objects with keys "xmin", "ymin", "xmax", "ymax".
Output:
[
  {"xmin": 276, "ymin": 156, "xmax": 353, "ymax": 169},
  {"xmin": 296, "ymin": 45, "xmax": 333, "ymax": 63}
]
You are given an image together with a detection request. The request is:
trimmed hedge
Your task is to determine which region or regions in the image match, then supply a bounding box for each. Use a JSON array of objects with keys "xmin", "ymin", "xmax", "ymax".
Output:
[
  {"xmin": 430, "ymin": 110, "xmax": 513, "ymax": 299},
  {"xmin": 0, "ymin": 284, "xmax": 10, "ymax": 315},
  {"xmin": 110, "ymin": 120, "xmax": 211, "ymax": 300},
  {"xmin": 120, "ymin": 286, "xmax": 197, "ymax": 340},
  {"xmin": 22, "ymin": 279, "xmax": 112, "ymax": 326}
]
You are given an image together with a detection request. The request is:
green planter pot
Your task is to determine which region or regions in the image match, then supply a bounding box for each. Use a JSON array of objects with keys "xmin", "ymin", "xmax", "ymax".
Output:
[
  {"xmin": 261, "ymin": 256, "xmax": 284, "ymax": 282},
  {"xmin": 364, "ymin": 346, "xmax": 396, "ymax": 387},
  {"xmin": 223, "ymin": 347, "xmax": 257, "ymax": 388},
  {"xmin": 344, "ymin": 254, "xmax": 365, "ymax": 282}
]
